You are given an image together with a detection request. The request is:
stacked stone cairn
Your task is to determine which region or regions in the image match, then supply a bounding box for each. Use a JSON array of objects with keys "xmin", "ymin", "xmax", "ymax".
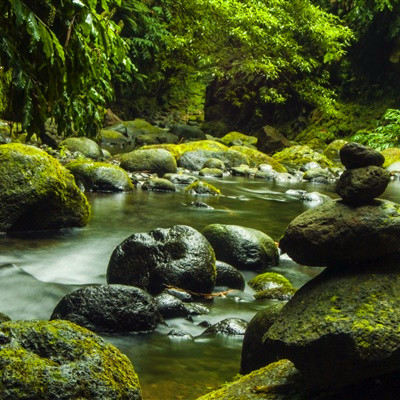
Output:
[{"xmin": 262, "ymin": 143, "xmax": 400, "ymax": 392}]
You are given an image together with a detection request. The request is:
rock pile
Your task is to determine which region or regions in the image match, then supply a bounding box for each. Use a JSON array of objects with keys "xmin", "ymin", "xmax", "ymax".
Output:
[{"xmin": 263, "ymin": 143, "xmax": 400, "ymax": 390}]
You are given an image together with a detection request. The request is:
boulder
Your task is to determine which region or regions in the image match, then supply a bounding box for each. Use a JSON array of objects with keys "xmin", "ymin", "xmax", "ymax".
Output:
[
  {"xmin": 66, "ymin": 160, "xmax": 133, "ymax": 192},
  {"xmin": 279, "ymin": 199, "xmax": 400, "ymax": 267},
  {"xmin": 107, "ymin": 225, "xmax": 216, "ymax": 295},
  {"xmin": 203, "ymin": 224, "xmax": 279, "ymax": 270},
  {"xmin": 323, "ymin": 139, "xmax": 348, "ymax": 162},
  {"xmin": 240, "ymin": 304, "xmax": 285, "ymax": 374},
  {"xmin": 202, "ymin": 318, "xmax": 248, "ymax": 335},
  {"xmin": 155, "ymin": 292, "xmax": 208, "ymax": 319},
  {"xmin": 169, "ymin": 124, "xmax": 206, "ymax": 140},
  {"xmin": 202, "ymin": 157, "xmax": 226, "ymax": 170},
  {"xmin": 248, "ymin": 272, "xmax": 296, "ymax": 300},
  {"xmin": 340, "ymin": 142, "xmax": 385, "ymax": 169},
  {"xmin": 335, "ymin": 166, "xmax": 390, "ymax": 204},
  {"xmin": 215, "ymin": 261, "xmax": 245, "ymax": 290},
  {"xmin": 0, "ymin": 320, "xmax": 141, "ymax": 399},
  {"xmin": 254, "ymin": 125, "xmax": 292, "ymax": 154},
  {"xmin": 199, "ymin": 167, "xmax": 223, "ymax": 178},
  {"xmin": 142, "ymin": 178, "xmax": 176, "ymax": 192},
  {"xmin": 51, "ymin": 284, "xmax": 161, "ymax": 334},
  {"xmin": 303, "ymin": 168, "xmax": 335, "ymax": 183},
  {"xmin": 185, "ymin": 181, "xmax": 221, "ymax": 196},
  {"xmin": 119, "ymin": 148, "xmax": 177, "ymax": 175},
  {"xmin": 274, "ymin": 172, "xmax": 302, "ymax": 183},
  {"xmin": 0, "ymin": 143, "xmax": 90, "ymax": 232},
  {"xmin": 59, "ymin": 137, "xmax": 103, "ymax": 159},
  {"xmin": 263, "ymin": 262, "xmax": 400, "ymax": 388},
  {"xmin": 220, "ymin": 131, "xmax": 258, "ymax": 147},
  {"xmin": 163, "ymin": 173, "xmax": 198, "ymax": 185},
  {"xmin": 231, "ymin": 165, "xmax": 258, "ymax": 176}
]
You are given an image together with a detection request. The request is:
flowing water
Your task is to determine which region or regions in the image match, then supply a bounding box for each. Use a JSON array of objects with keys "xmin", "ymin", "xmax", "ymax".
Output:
[{"xmin": 1, "ymin": 176, "xmax": 399, "ymax": 399}]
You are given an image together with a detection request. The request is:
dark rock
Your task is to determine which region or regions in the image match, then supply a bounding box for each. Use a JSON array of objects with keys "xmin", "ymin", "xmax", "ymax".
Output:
[
  {"xmin": 203, "ymin": 224, "xmax": 279, "ymax": 270},
  {"xmin": 340, "ymin": 142, "xmax": 385, "ymax": 169},
  {"xmin": 202, "ymin": 318, "xmax": 248, "ymax": 335},
  {"xmin": 263, "ymin": 262, "xmax": 400, "ymax": 389},
  {"xmin": 335, "ymin": 166, "xmax": 390, "ymax": 204},
  {"xmin": 240, "ymin": 304, "xmax": 284, "ymax": 374},
  {"xmin": 0, "ymin": 312, "xmax": 10, "ymax": 323},
  {"xmin": 187, "ymin": 201, "xmax": 214, "ymax": 209},
  {"xmin": 142, "ymin": 178, "xmax": 176, "ymax": 192},
  {"xmin": 104, "ymin": 108, "xmax": 123, "ymax": 126},
  {"xmin": 164, "ymin": 288, "xmax": 193, "ymax": 302},
  {"xmin": 215, "ymin": 261, "xmax": 245, "ymax": 290},
  {"xmin": 0, "ymin": 143, "xmax": 90, "ymax": 232},
  {"xmin": 279, "ymin": 199, "xmax": 400, "ymax": 267},
  {"xmin": 59, "ymin": 137, "xmax": 103, "ymax": 159},
  {"xmin": 107, "ymin": 225, "xmax": 216, "ymax": 295},
  {"xmin": 303, "ymin": 168, "xmax": 334, "ymax": 183},
  {"xmin": 51, "ymin": 284, "xmax": 161, "ymax": 334},
  {"xmin": 163, "ymin": 173, "xmax": 198, "ymax": 185},
  {"xmin": 168, "ymin": 329, "xmax": 194, "ymax": 340},
  {"xmin": 0, "ymin": 320, "xmax": 141, "ymax": 399},
  {"xmin": 155, "ymin": 292, "xmax": 208, "ymax": 319},
  {"xmin": 254, "ymin": 125, "xmax": 292, "ymax": 155},
  {"xmin": 169, "ymin": 124, "xmax": 206, "ymax": 140}
]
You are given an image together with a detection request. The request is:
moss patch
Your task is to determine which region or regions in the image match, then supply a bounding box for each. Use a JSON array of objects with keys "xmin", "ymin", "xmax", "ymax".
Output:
[
  {"xmin": 272, "ymin": 145, "xmax": 334, "ymax": 168},
  {"xmin": 230, "ymin": 146, "xmax": 286, "ymax": 172},
  {"xmin": 185, "ymin": 181, "xmax": 221, "ymax": 196}
]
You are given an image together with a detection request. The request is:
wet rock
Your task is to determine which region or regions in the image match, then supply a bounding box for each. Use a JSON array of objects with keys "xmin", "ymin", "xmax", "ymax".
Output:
[
  {"xmin": 168, "ymin": 329, "xmax": 194, "ymax": 340},
  {"xmin": 285, "ymin": 189, "xmax": 332, "ymax": 204},
  {"xmin": 303, "ymin": 168, "xmax": 335, "ymax": 183},
  {"xmin": 66, "ymin": 160, "xmax": 133, "ymax": 192},
  {"xmin": 203, "ymin": 224, "xmax": 279, "ymax": 270},
  {"xmin": 202, "ymin": 318, "xmax": 248, "ymax": 335},
  {"xmin": 185, "ymin": 181, "xmax": 221, "ymax": 196},
  {"xmin": 155, "ymin": 292, "xmax": 208, "ymax": 319},
  {"xmin": 215, "ymin": 261, "xmax": 245, "ymax": 290},
  {"xmin": 273, "ymin": 145, "xmax": 334, "ymax": 169},
  {"xmin": 254, "ymin": 169, "xmax": 278, "ymax": 180},
  {"xmin": 164, "ymin": 288, "xmax": 193, "ymax": 302},
  {"xmin": 169, "ymin": 124, "xmax": 206, "ymax": 141},
  {"xmin": 274, "ymin": 172, "xmax": 302, "ymax": 183},
  {"xmin": 0, "ymin": 143, "xmax": 90, "ymax": 232},
  {"xmin": 107, "ymin": 225, "xmax": 216, "ymax": 295},
  {"xmin": 142, "ymin": 177, "xmax": 176, "ymax": 192},
  {"xmin": 340, "ymin": 142, "xmax": 384, "ymax": 169},
  {"xmin": 263, "ymin": 262, "xmax": 400, "ymax": 389},
  {"xmin": 164, "ymin": 173, "xmax": 198, "ymax": 185},
  {"xmin": 231, "ymin": 165, "xmax": 258, "ymax": 176},
  {"xmin": 119, "ymin": 148, "xmax": 177, "ymax": 176},
  {"xmin": 59, "ymin": 137, "xmax": 103, "ymax": 159},
  {"xmin": 187, "ymin": 201, "xmax": 214, "ymax": 209},
  {"xmin": 301, "ymin": 161, "xmax": 321, "ymax": 171},
  {"xmin": 220, "ymin": 131, "xmax": 258, "ymax": 147},
  {"xmin": 249, "ymin": 272, "xmax": 296, "ymax": 301},
  {"xmin": 240, "ymin": 304, "xmax": 285, "ymax": 374},
  {"xmin": 0, "ymin": 320, "xmax": 141, "ymax": 399},
  {"xmin": 202, "ymin": 157, "xmax": 225, "ymax": 170},
  {"xmin": 199, "ymin": 167, "xmax": 223, "ymax": 177},
  {"xmin": 335, "ymin": 166, "xmax": 390, "ymax": 204},
  {"xmin": 51, "ymin": 284, "xmax": 161, "ymax": 334},
  {"xmin": 279, "ymin": 199, "xmax": 400, "ymax": 267}
]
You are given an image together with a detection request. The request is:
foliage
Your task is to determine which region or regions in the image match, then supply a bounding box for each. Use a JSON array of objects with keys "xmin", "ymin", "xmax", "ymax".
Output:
[
  {"xmin": 0, "ymin": 0, "xmax": 131, "ymax": 139},
  {"xmin": 351, "ymin": 108, "xmax": 400, "ymax": 150}
]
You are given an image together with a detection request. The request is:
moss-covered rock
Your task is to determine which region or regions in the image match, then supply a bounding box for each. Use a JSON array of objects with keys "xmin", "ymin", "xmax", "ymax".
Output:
[
  {"xmin": 220, "ymin": 131, "xmax": 258, "ymax": 147},
  {"xmin": 199, "ymin": 168, "xmax": 223, "ymax": 178},
  {"xmin": 185, "ymin": 181, "xmax": 221, "ymax": 196},
  {"xmin": 0, "ymin": 320, "xmax": 141, "ymax": 399},
  {"xmin": 249, "ymin": 272, "xmax": 296, "ymax": 301},
  {"xmin": 66, "ymin": 160, "xmax": 133, "ymax": 192},
  {"xmin": 272, "ymin": 145, "xmax": 334, "ymax": 169},
  {"xmin": 0, "ymin": 143, "xmax": 90, "ymax": 232},
  {"xmin": 263, "ymin": 261, "xmax": 400, "ymax": 389},
  {"xmin": 230, "ymin": 146, "xmax": 287, "ymax": 172},
  {"xmin": 203, "ymin": 157, "xmax": 226, "ymax": 170},
  {"xmin": 59, "ymin": 137, "xmax": 103, "ymax": 160},
  {"xmin": 203, "ymin": 224, "xmax": 279, "ymax": 270},
  {"xmin": 231, "ymin": 165, "xmax": 258, "ymax": 176},
  {"xmin": 142, "ymin": 178, "xmax": 176, "ymax": 192},
  {"xmin": 119, "ymin": 148, "xmax": 177, "ymax": 175},
  {"xmin": 381, "ymin": 147, "xmax": 400, "ymax": 168},
  {"xmin": 323, "ymin": 139, "xmax": 348, "ymax": 161}
]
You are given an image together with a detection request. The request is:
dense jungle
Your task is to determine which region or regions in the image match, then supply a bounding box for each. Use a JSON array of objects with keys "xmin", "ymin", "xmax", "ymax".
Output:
[{"xmin": 1, "ymin": 1, "xmax": 400, "ymax": 399}]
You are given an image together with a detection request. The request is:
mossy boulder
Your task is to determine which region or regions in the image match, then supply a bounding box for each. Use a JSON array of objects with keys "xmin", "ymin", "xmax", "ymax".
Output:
[
  {"xmin": 220, "ymin": 131, "xmax": 258, "ymax": 147},
  {"xmin": 169, "ymin": 124, "xmax": 206, "ymax": 140},
  {"xmin": 0, "ymin": 320, "xmax": 141, "ymax": 399},
  {"xmin": 66, "ymin": 160, "xmax": 133, "ymax": 192},
  {"xmin": 119, "ymin": 148, "xmax": 177, "ymax": 175},
  {"xmin": 199, "ymin": 167, "xmax": 223, "ymax": 178},
  {"xmin": 230, "ymin": 145, "xmax": 287, "ymax": 172},
  {"xmin": 202, "ymin": 224, "xmax": 279, "ymax": 270},
  {"xmin": 142, "ymin": 177, "xmax": 176, "ymax": 192},
  {"xmin": 381, "ymin": 147, "xmax": 400, "ymax": 168},
  {"xmin": 323, "ymin": 139, "xmax": 348, "ymax": 161},
  {"xmin": 231, "ymin": 165, "xmax": 258, "ymax": 176},
  {"xmin": 263, "ymin": 261, "xmax": 400, "ymax": 389},
  {"xmin": 215, "ymin": 261, "xmax": 245, "ymax": 290},
  {"xmin": 51, "ymin": 284, "xmax": 161, "ymax": 334},
  {"xmin": 240, "ymin": 304, "xmax": 285, "ymax": 375},
  {"xmin": 0, "ymin": 143, "xmax": 90, "ymax": 232},
  {"xmin": 248, "ymin": 272, "xmax": 293, "ymax": 292},
  {"xmin": 59, "ymin": 137, "xmax": 103, "ymax": 159},
  {"xmin": 272, "ymin": 145, "xmax": 334, "ymax": 169},
  {"xmin": 185, "ymin": 181, "xmax": 221, "ymax": 196},
  {"xmin": 203, "ymin": 157, "xmax": 225, "ymax": 170},
  {"xmin": 279, "ymin": 199, "xmax": 400, "ymax": 268},
  {"xmin": 196, "ymin": 359, "xmax": 303, "ymax": 400},
  {"xmin": 107, "ymin": 225, "xmax": 216, "ymax": 295},
  {"xmin": 163, "ymin": 173, "xmax": 198, "ymax": 185}
]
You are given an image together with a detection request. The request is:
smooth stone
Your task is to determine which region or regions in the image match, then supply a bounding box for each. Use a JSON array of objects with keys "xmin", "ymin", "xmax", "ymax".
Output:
[
  {"xmin": 142, "ymin": 177, "xmax": 176, "ymax": 192},
  {"xmin": 340, "ymin": 142, "xmax": 384, "ymax": 169},
  {"xmin": 215, "ymin": 261, "xmax": 245, "ymax": 290}
]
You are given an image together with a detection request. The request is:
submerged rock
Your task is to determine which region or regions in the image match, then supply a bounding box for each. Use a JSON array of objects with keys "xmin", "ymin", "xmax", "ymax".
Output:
[
  {"xmin": 107, "ymin": 225, "xmax": 216, "ymax": 295},
  {"xmin": 0, "ymin": 143, "xmax": 90, "ymax": 232},
  {"xmin": 263, "ymin": 261, "xmax": 400, "ymax": 389},
  {"xmin": 51, "ymin": 284, "xmax": 161, "ymax": 334},
  {"xmin": 202, "ymin": 318, "xmax": 248, "ymax": 335},
  {"xmin": 185, "ymin": 181, "xmax": 221, "ymax": 196},
  {"xmin": 0, "ymin": 320, "xmax": 141, "ymax": 399},
  {"xmin": 215, "ymin": 261, "xmax": 245, "ymax": 290},
  {"xmin": 203, "ymin": 224, "xmax": 279, "ymax": 270},
  {"xmin": 155, "ymin": 292, "xmax": 208, "ymax": 319}
]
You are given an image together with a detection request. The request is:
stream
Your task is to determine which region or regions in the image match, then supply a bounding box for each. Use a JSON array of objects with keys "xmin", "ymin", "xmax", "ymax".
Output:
[{"xmin": 1, "ymin": 176, "xmax": 399, "ymax": 399}]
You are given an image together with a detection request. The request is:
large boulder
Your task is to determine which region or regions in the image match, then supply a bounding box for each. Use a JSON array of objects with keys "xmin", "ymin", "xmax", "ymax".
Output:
[
  {"xmin": 119, "ymin": 148, "xmax": 177, "ymax": 175},
  {"xmin": 253, "ymin": 125, "xmax": 292, "ymax": 155},
  {"xmin": 340, "ymin": 142, "xmax": 384, "ymax": 169},
  {"xmin": 0, "ymin": 143, "xmax": 90, "ymax": 232},
  {"xmin": 0, "ymin": 320, "xmax": 141, "ymax": 399},
  {"xmin": 66, "ymin": 160, "xmax": 133, "ymax": 192},
  {"xmin": 59, "ymin": 137, "xmax": 103, "ymax": 159},
  {"xmin": 219, "ymin": 131, "xmax": 258, "ymax": 147},
  {"xmin": 215, "ymin": 261, "xmax": 245, "ymax": 290},
  {"xmin": 202, "ymin": 224, "xmax": 279, "ymax": 270},
  {"xmin": 107, "ymin": 225, "xmax": 216, "ymax": 295},
  {"xmin": 279, "ymin": 199, "xmax": 400, "ymax": 267},
  {"xmin": 51, "ymin": 284, "xmax": 161, "ymax": 334},
  {"xmin": 169, "ymin": 124, "xmax": 206, "ymax": 140},
  {"xmin": 263, "ymin": 261, "xmax": 400, "ymax": 388}
]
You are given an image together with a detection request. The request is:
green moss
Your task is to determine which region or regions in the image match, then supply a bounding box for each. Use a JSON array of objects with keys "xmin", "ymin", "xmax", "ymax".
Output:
[
  {"xmin": 185, "ymin": 180, "xmax": 221, "ymax": 196},
  {"xmin": 272, "ymin": 145, "xmax": 334, "ymax": 168},
  {"xmin": 220, "ymin": 132, "xmax": 258, "ymax": 146},
  {"xmin": 381, "ymin": 147, "xmax": 400, "ymax": 168},
  {"xmin": 323, "ymin": 139, "xmax": 348, "ymax": 161},
  {"xmin": 230, "ymin": 146, "xmax": 286, "ymax": 172},
  {"xmin": 254, "ymin": 287, "xmax": 297, "ymax": 301},
  {"xmin": 248, "ymin": 272, "xmax": 292, "ymax": 292}
]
